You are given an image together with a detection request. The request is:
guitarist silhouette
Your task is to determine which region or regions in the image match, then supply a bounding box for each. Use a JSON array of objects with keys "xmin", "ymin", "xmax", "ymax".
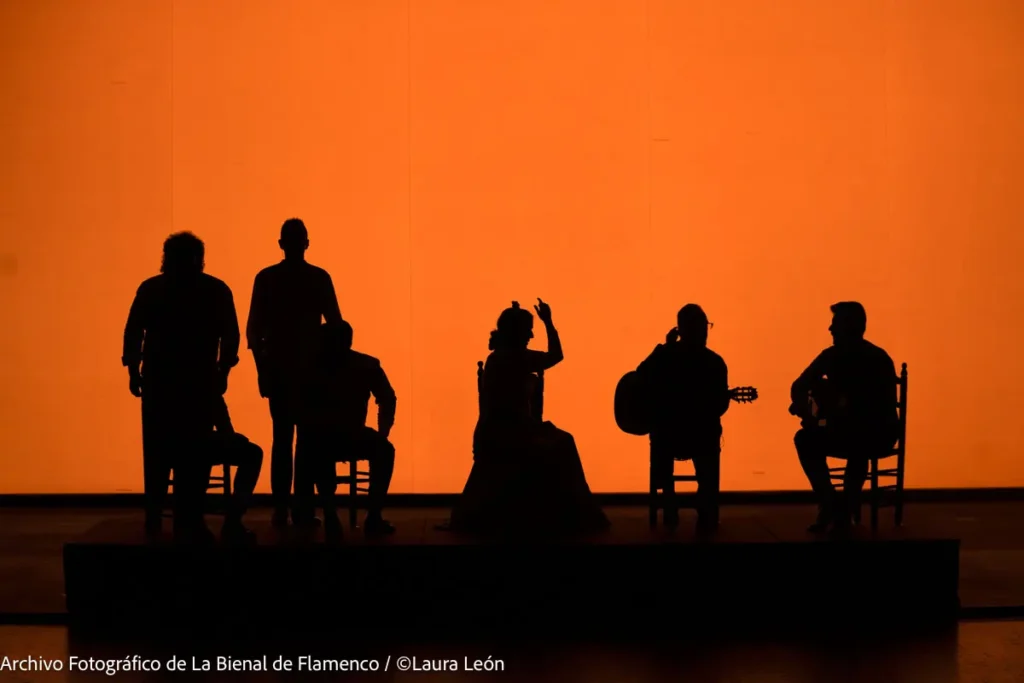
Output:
[
  {"xmin": 623, "ymin": 305, "xmax": 758, "ymax": 531},
  {"xmin": 790, "ymin": 302, "xmax": 899, "ymax": 533}
]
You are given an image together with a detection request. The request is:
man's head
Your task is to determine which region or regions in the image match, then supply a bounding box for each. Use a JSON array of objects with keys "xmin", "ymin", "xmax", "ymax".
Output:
[
  {"xmin": 677, "ymin": 304, "xmax": 711, "ymax": 347},
  {"xmin": 321, "ymin": 320, "xmax": 354, "ymax": 354},
  {"xmin": 829, "ymin": 301, "xmax": 867, "ymax": 345},
  {"xmin": 160, "ymin": 232, "xmax": 205, "ymax": 277},
  {"xmin": 279, "ymin": 218, "xmax": 309, "ymax": 259}
]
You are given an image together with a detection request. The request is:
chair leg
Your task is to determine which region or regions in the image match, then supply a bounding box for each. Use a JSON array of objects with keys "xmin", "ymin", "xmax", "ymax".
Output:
[
  {"xmin": 649, "ymin": 482, "xmax": 658, "ymax": 529},
  {"xmin": 870, "ymin": 459, "xmax": 879, "ymax": 532},
  {"xmin": 649, "ymin": 461, "xmax": 658, "ymax": 528},
  {"xmin": 223, "ymin": 464, "xmax": 232, "ymax": 517},
  {"xmin": 895, "ymin": 484, "xmax": 904, "ymax": 526},
  {"xmin": 349, "ymin": 461, "xmax": 359, "ymax": 529},
  {"xmin": 895, "ymin": 454, "xmax": 905, "ymax": 527}
]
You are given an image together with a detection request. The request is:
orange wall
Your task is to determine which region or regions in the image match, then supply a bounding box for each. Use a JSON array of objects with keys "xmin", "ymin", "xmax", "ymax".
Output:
[{"xmin": 2, "ymin": 0, "xmax": 1022, "ymax": 493}]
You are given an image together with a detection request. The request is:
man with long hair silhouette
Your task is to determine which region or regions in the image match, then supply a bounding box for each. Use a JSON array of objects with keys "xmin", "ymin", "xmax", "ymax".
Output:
[
  {"xmin": 123, "ymin": 232, "xmax": 240, "ymax": 541},
  {"xmin": 246, "ymin": 218, "xmax": 343, "ymax": 526},
  {"xmin": 790, "ymin": 302, "xmax": 898, "ymax": 532},
  {"xmin": 635, "ymin": 304, "xmax": 731, "ymax": 531},
  {"xmin": 304, "ymin": 321, "xmax": 397, "ymax": 538}
]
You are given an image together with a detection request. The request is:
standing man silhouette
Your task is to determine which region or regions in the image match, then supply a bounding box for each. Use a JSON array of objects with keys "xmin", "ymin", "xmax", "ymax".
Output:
[
  {"xmin": 246, "ymin": 218, "xmax": 343, "ymax": 526},
  {"xmin": 123, "ymin": 232, "xmax": 240, "ymax": 541}
]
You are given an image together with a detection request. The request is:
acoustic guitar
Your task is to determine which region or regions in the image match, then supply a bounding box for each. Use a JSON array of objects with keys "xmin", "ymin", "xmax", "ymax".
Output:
[{"xmin": 614, "ymin": 370, "xmax": 759, "ymax": 437}]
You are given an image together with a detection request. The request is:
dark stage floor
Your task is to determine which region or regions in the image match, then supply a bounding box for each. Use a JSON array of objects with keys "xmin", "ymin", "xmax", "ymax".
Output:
[{"xmin": 2, "ymin": 502, "xmax": 1024, "ymax": 616}]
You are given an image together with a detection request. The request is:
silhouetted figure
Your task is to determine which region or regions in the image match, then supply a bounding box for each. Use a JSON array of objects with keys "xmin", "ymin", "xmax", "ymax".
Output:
[
  {"xmin": 122, "ymin": 232, "xmax": 240, "ymax": 542},
  {"xmin": 449, "ymin": 300, "xmax": 609, "ymax": 537},
  {"xmin": 635, "ymin": 305, "xmax": 730, "ymax": 530},
  {"xmin": 304, "ymin": 321, "xmax": 397, "ymax": 539},
  {"xmin": 790, "ymin": 302, "xmax": 899, "ymax": 532},
  {"xmin": 246, "ymin": 218, "xmax": 343, "ymax": 527},
  {"xmin": 204, "ymin": 395, "xmax": 264, "ymax": 542}
]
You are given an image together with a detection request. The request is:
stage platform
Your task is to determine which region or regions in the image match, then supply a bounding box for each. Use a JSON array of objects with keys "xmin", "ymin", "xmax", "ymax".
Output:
[{"xmin": 63, "ymin": 511, "xmax": 960, "ymax": 637}]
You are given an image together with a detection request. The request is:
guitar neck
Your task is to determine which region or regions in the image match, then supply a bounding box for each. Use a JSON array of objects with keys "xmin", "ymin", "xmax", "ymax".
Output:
[{"xmin": 728, "ymin": 386, "xmax": 758, "ymax": 403}]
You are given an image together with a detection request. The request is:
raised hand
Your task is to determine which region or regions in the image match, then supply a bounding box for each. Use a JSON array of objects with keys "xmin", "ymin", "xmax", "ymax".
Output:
[{"xmin": 534, "ymin": 298, "xmax": 552, "ymax": 323}]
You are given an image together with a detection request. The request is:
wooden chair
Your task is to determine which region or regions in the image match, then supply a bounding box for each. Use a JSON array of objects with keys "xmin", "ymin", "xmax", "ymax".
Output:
[
  {"xmin": 828, "ymin": 362, "xmax": 908, "ymax": 530},
  {"xmin": 647, "ymin": 387, "xmax": 757, "ymax": 527},
  {"xmin": 335, "ymin": 457, "xmax": 371, "ymax": 530},
  {"xmin": 648, "ymin": 447, "xmax": 717, "ymax": 528}
]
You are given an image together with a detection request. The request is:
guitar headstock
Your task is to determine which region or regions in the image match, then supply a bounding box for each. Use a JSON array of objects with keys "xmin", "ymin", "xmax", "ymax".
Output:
[{"xmin": 730, "ymin": 386, "xmax": 759, "ymax": 403}]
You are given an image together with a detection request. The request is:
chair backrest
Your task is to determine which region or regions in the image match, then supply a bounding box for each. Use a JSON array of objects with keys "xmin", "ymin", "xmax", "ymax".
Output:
[{"xmin": 895, "ymin": 363, "xmax": 908, "ymax": 461}]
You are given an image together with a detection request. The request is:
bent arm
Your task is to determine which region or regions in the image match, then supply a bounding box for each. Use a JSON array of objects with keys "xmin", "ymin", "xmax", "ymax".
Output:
[
  {"xmin": 372, "ymin": 364, "xmax": 397, "ymax": 437},
  {"xmin": 122, "ymin": 285, "xmax": 147, "ymax": 374},
  {"xmin": 527, "ymin": 319, "xmax": 564, "ymax": 371},
  {"xmin": 321, "ymin": 272, "xmax": 343, "ymax": 325},
  {"xmin": 213, "ymin": 396, "xmax": 234, "ymax": 434}
]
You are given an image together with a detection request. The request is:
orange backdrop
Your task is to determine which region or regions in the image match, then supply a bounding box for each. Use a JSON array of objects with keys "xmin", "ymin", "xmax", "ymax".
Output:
[{"xmin": 1, "ymin": 0, "xmax": 1022, "ymax": 493}]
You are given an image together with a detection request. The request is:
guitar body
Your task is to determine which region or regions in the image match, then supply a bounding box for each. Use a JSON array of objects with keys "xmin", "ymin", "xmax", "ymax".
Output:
[
  {"xmin": 615, "ymin": 371, "xmax": 652, "ymax": 436},
  {"xmin": 615, "ymin": 371, "xmax": 759, "ymax": 437}
]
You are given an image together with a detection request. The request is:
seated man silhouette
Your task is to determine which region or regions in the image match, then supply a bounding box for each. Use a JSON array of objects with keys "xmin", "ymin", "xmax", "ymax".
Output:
[
  {"xmin": 306, "ymin": 321, "xmax": 397, "ymax": 537},
  {"xmin": 636, "ymin": 304, "xmax": 731, "ymax": 530},
  {"xmin": 204, "ymin": 395, "xmax": 264, "ymax": 541},
  {"xmin": 790, "ymin": 301, "xmax": 898, "ymax": 532}
]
